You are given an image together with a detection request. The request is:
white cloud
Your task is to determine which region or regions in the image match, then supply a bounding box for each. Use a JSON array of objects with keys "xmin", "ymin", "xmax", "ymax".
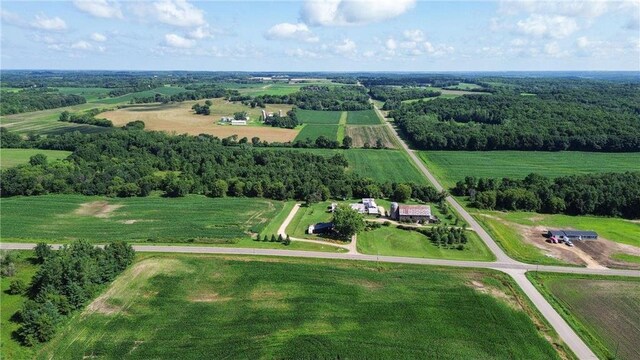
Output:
[
  {"xmin": 71, "ymin": 40, "xmax": 92, "ymax": 50},
  {"xmin": 153, "ymin": 0, "xmax": 205, "ymax": 27},
  {"xmin": 499, "ymin": 1, "xmax": 609, "ymax": 19},
  {"xmin": 516, "ymin": 14, "xmax": 578, "ymax": 39},
  {"xmin": 188, "ymin": 26, "xmax": 213, "ymax": 39},
  {"xmin": 544, "ymin": 41, "xmax": 568, "ymax": 57},
  {"xmin": 265, "ymin": 23, "xmax": 319, "ymax": 43},
  {"xmin": 91, "ymin": 32, "xmax": 107, "ymax": 42},
  {"xmin": 576, "ymin": 36, "xmax": 589, "ymax": 48},
  {"xmin": 332, "ymin": 39, "xmax": 357, "ymax": 55},
  {"xmin": 285, "ymin": 48, "xmax": 319, "ymax": 58},
  {"xmin": 384, "ymin": 38, "xmax": 397, "ymax": 51},
  {"xmin": 403, "ymin": 29, "xmax": 425, "ymax": 42},
  {"xmin": 164, "ymin": 33, "xmax": 195, "ymax": 48},
  {"xmin": 301, "ymin": 0, "xmax": 416, "ymax": 26},
  {"xmin": 73, "ymin": 0, "xmax": 123, "ymax": 19},
  {"xmin": 31, "ymin": 14, "xmax": 67, "ymax": 31}
]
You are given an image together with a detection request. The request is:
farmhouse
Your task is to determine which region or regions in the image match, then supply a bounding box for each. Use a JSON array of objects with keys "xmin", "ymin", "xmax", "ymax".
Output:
[
  {"xmin": 308, "ymin": 222, "xmax": 333, "ymax": 234},
  {"xmin": 547, "ymin": 230, "xmax": 598, "ymax": 240},
  {"xmin": 390, "ymin": 202, "xmax": 436, "ymax": 223},
  {"xmin": 350, "ymin": 198, "xmax": 379, "ymax": 215}
]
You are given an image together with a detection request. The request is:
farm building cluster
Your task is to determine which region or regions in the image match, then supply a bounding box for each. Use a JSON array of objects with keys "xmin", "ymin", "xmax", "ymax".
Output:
[
  {"xmin": 307, "ymin": 199, "xmax": 439, "ymax": 235},
  {"xmin": 220, "ymin": 117, "xmax": 248, "ymax": 126},
  {"xmin": 546, "ymin": 229, "xmax": 598, "ymax": 246}
]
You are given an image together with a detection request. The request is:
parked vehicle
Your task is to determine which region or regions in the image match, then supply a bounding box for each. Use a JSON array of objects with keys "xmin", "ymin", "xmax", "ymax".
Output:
[{"xmin": 565, "ymin": 240, "xmax": 574, "ymax": 247}]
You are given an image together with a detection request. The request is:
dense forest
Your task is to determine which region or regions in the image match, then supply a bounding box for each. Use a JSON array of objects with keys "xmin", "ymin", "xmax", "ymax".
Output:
[
  {"xmin": 391, "ymin": 87, "xmax": 640, "ymax": 151},
  {"xmin": 368, "ymin": 86, "xmax": 441, "ymax": 110},
  {"xmin": 11, "ymin": 241, "xmax": 135, "ymax": 345},
  {"xmin": 0, "ymin": 89, "xmax": 86, "ymax": 115},
  {"xmin": 264, "ymin": 109, "xmax": 299, "ymax": 128},
  {"xmin": 0, "ymin": 127, "xmax": 443, "ymax": 203},
  {"xmin": 453, "ymin": 172, "xmax": 640, "ymax": 219},
  {"xmin": 232, "ymin": 85, "xmax": 372, "ymax": 111},
  {"xmin": 130, "ymin": 86, "xmax": 237, "ymax": 104}
]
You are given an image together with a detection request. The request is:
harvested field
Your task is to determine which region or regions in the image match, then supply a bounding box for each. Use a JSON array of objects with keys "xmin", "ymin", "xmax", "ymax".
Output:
[
  {"xmin": 100, "ymin": 99, "xmax": 297, "ymax": 142},
  {"xmin": 346, "ymin": 125, "xmax": 397, "ymax": 149},
  {"xmin": 531, "ymin": 274, "xmax": 640, "ymax": 360}
]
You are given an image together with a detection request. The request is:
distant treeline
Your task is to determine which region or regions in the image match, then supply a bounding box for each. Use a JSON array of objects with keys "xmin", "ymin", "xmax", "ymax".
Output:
[
  {"xmin": 1, "ymin": 88, "xmax": 86, "ymax": 115},
  {"xmin": 230, "ymin": 85, "xmax": 372, "ymax": 111},
  {"xmin": 368, "ymin": 86, "xmax": 441, "ymax": 110},
  {"xmin": 0, "ymin": 127, "xmax": 444, "ymax": 204},
  {"xmin": 59, "ymin": 108, "xmax": 113, "ymax": 127},
  {"xmin": 453, "ymin": 172, "xmax": 640, "ymax": 219},
  {"xmin": 391, "ymin": 90, "xmax": 640, "ymax": 152},
  {"xmin": 129, "ymin": 87, "xmax": 237, "ymax": 104}
]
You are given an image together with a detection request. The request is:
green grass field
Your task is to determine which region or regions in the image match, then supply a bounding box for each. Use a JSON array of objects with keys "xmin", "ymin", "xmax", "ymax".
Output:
[
  {"xmin": 346, "ymin": 110, "xmax": 381, "ymax": 125},
  {"xmin": 1, "ymin": 149, "xmax": 72, "ymax": 168},
  {"xmin": 95, "ymin": 86, "xmax": 188, "ymax": 104},
  {"xmin": 528, "ymin": 273, "xmax": 640, "ymax": 360},
  {"xmin": 37, "ymin": 254, "xmax": 566, "ymax": 359},
  {"xmin": 297, "ymin": 109, "xmax": 343, "ymax": 124},
  {"xmin": 54, "ymin": 87, "xmax": 112, "ymax": 102},
  {"xmin": 357, "ymin": 226, "xmax": 494, "ymax": 261},
  {"xmin": 486, "ymin": 211, "xmax": 639, "ymax": 247},
  {"xmin": 473, "ymin": 212, "xmax": 569, "ymax": 265},
  {"xmin": 285, "ymin": 202, "xmax": 335, "ymax": 240},
  {"xmin": 0, "ymin": 251, "xmax": 38, "ymax": 360},
  {"xmin": 295, "ymin": 124, "xmax": 339, "ymax": 141},
  {"xmin": 419, "ymin": 151, "xmax": 640, "ymax": 189}
]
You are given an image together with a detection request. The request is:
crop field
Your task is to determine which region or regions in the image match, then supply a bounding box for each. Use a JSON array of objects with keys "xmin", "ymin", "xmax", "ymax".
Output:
[
  {"xmin": 100, "ymin": 99, "xmax": 297, "ymax": 141},
  {"xmin": 295, "ymin": 124, "xmax": 339, "ymax": 141},
  {"xmin": 346, "ymin": 125, "xmax": 397, "ymax": 148},
  {"xmin": 529, "ymin": 273, "xmax": 640, "ymax": 360},
  {"xmin": 38, "ymin": 254, "xmax": 565, "ymax": 359},
  {"xmin": 54, "ymin": 87, "xmax": 112, "ymax": 102},
  {"xmin": 0, "ymin": 103, "xmax": 113, "ymax": 136},
  {"xmin": 419, "ymin": 151, "xmax": 640, "ymax": 189},
  {"xmin": 1, "ymin": 195, "xmax": 279, "ymax": 244},
  {"xmin": 1, "ymin": 251, "xmax": 38, "ymax": 360},
  {"xmin": 297, "ymin": 109, "xmax": 343, "ymax": 124},
  {"xmin": 1, "ymin": 149, "xmax": 72, "ymax": 168},
  {"xmin": 346, "ymin": 109, "xmax": 381, "ymax": 125},
  {"xmin": 357, "ymin": 226, "xmax": 494, "ymax": 261}
]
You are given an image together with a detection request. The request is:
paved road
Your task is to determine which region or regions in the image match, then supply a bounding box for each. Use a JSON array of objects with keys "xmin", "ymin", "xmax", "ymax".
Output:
[{"xmin": 372, "ymin": 103, "xmax": 602, "ymax": 359}]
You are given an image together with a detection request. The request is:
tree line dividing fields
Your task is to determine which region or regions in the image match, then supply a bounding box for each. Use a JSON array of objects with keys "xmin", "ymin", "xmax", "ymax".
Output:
[
  {"xmin": 528, "ymin": 273, "xmax": 640, "ymax": 360},
  {"xmin": 32, "ymin": 255, "xmax": 567, "ymax": 359}
]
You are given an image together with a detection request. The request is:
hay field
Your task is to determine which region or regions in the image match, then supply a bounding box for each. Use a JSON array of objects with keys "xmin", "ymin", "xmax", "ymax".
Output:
[{"xmin": 100, "ymin": 99, "xmax": 297, "ymax": 142}]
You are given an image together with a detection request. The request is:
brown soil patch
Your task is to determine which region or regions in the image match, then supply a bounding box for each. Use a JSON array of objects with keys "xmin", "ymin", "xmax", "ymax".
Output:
[
  {"xmin": 468, "ymin": 280, "xmax": 520, "ymax": 310},
  {"xmin": 188, "ymin": 292, "xmax": 231, "ymax": 303},
  {"xmin": 100, "ymin": 99, "xmax": 298, "ymax": 142},
  {"xmin": 576, "ymin": 238, "xmax": 640, "ymax": 270},
  {"xmin": 75, "ymin": 201, "xmax": 123, "ymax": 218},
  {"xmin": 346, "ymin": 125, "xmax": 397, "ymax": 149}
]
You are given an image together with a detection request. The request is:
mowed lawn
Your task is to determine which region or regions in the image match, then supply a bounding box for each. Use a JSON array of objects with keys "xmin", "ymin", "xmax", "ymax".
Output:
[
  {"xmin": 38, "ymin": 255, "xmax": 565, "ymax": 359},
  {"xmin": 1, "ymin": 149, "xmax": 71, "ymax": 168},
  {"xmin": 419, "ymin": 151, "xmax": 640, "ymax": 188},
  {"xmin": 529, "ymin": 273, "xmax": 640, "ymax": 360},
  {"xmin": 357, "ymin": 226, "xmax": 494, "ymax": 261}
]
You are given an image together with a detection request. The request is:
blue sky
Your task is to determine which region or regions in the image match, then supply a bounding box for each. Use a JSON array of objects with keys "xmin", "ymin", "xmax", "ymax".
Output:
[{"xmin": 1, "ymin": 0, "xmax": 639, "ymax": 71}]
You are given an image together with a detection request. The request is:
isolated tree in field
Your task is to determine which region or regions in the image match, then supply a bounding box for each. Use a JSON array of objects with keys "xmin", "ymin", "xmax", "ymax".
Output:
[
  {"xmin": 375, "ymin": 138, "xmax": 384, "ymax": 149},
  {"xmin": 392, "ymin": 184, "xmax": 412, "ymax": 202},
  {"xmin": 332, "ymin": 205, "xmax": 365, "ymax": 239},
  {"xmin": 234, "ymin": 111, "xmax": 248, "ymax": 120},
  {"xmin": 342, "ymin": 135, "xmax": 353, "ymax": 149}
]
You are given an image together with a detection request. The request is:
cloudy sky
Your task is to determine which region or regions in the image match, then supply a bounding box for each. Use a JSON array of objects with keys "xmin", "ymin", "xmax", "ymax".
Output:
[{"xmin": 1, "ymin": 0, "xmax": 639, "ymax": 71}]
